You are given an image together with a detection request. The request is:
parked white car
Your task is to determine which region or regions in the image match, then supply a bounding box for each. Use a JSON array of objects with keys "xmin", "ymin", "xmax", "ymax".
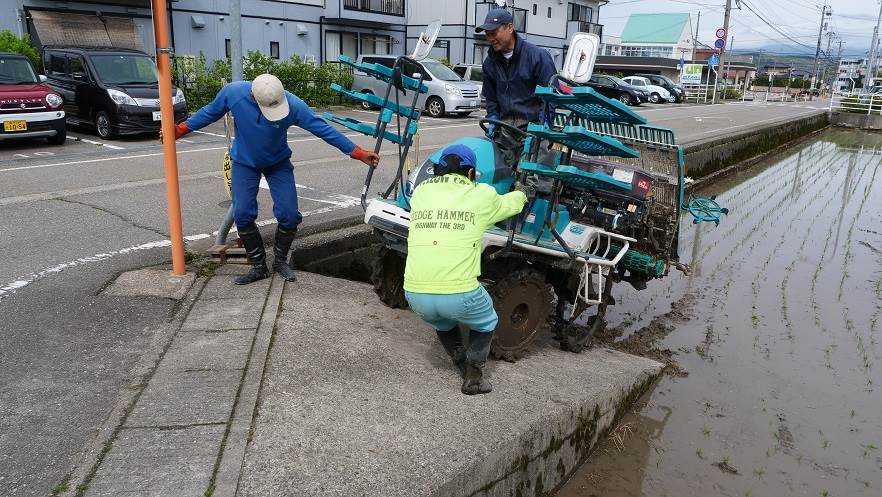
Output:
[
  {"xmin": 353, "ymin": 55, "xmax": 481, "ymax": 118},
  {"xmin": 622, "ymin": 76, "xmax": 674, "ymax": 103},
  {"xmin": 452, "ymin": 64, "xmax": 484, "ymax": 104}
]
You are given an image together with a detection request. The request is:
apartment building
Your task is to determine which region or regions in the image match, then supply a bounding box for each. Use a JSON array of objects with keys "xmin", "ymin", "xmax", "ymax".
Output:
[
  {"xmin": 3, "ymin": 0, "xmax": 604, "ymax": 67},
  {"xmin": 836, "ymin": 58, "xmax": 866, "ymax": 92}
]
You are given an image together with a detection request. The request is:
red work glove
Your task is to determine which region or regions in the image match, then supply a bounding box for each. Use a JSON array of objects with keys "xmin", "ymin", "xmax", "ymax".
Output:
[
  {"xmin": 350, "ymin": 145, "xmax": 380, "ymax": 167},
  {"xmin": 159, "ymin": 122, "xmax": 189, "ymax": 143}
]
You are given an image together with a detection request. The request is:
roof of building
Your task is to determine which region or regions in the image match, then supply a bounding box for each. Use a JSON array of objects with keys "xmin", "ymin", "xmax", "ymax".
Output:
[{"xmin": 620, "ymin": 13, "xmax": 690, "ymax": 44}]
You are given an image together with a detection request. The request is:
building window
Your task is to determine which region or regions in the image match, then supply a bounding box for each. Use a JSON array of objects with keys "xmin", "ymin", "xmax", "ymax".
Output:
[
  {"xmin": 342, "ymin": 0, "xmax": 404, "ymax": 16},
  {"xmin": 569, "ymin": 3, "xmax": 593, "ymax": 23},
  {"xmin": 270, "ymin": 41, "xmax": 280, "ymax": 59},
  {"xmin": 360, "ymin": 34, "xmax": 391, "ymax": 55},
  {"xmin": 225, "ymin": 39, "xmax": 231, "ymax": 58},
  {"xmin": 547, "ymin": 7, "xmax": 552, "ymax": 18},
  {"xmin": 533, "ymin": 4, "xmax": 537, "ymax": 15},
  {"xmin": 621, "ymin": 45, "xmax": 674, "ymax": 58}
]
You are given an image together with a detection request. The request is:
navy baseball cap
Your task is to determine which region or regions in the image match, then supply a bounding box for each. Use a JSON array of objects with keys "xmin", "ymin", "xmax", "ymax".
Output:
[
  {"xmin": 476, "ymin": 8, "xmax": 513, "ymax": 33},
  {"xmin": 439, "ymin": 144, "xmax": 477, "ymax": 169}
]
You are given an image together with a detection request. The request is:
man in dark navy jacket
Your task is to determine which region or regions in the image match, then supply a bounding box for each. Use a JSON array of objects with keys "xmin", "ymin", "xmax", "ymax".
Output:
[{"xmin": 477, "ymin": 8, "xmax": 557, "ymax": 132}]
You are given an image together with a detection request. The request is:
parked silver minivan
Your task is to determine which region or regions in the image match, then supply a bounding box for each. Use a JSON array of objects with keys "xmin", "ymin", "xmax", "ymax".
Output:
[{"xmin": 353, "ymin": 55, "xmax": 481, "ymax": 118}]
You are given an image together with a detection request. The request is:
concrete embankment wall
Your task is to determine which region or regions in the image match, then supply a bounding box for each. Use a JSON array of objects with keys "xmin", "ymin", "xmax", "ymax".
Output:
[
  {"xmin": 830, "ymin": 111, "xmax": 882, "ymax": 130},
  {"xmin": 684, "ymin": 111, "xmax": 829, "ymax": 179}
]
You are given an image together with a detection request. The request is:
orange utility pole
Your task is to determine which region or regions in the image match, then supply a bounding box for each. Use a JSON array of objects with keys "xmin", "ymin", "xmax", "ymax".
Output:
[{"xmin": 151, "ymin": 0, "xmax": 186, "ymax": 275}]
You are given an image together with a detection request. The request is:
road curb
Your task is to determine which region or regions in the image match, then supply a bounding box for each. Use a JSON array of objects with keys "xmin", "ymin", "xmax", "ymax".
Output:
[
  {"xmin": 212, "ymin": 274, "xmax": 285, "ymax": 496},
  {"xmin": 57, "ymin": 273, "xmax": 209, "ymax": 497}
]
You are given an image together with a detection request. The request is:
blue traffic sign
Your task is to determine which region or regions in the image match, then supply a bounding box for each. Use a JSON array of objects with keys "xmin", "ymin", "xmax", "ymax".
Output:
[
  {"xmin": 714, "ymin": 38, "xmax": 726, "ymax": 49},
  {"xmin": 708, "ymin": 53, "xmax": 719, "ymax": 66}
]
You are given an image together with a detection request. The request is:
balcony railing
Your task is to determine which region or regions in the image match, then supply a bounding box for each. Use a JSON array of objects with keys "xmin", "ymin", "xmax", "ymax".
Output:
[
  {"xmin": 566, "ymin": 20, "xmax": 603, "ymax": 43},
  {"xmin": 343, "ymin": 0, "xmax": 405, "ymax": 16},
  {"xmin": 474, "ymin": 2, "xmax": 527, "ymax": 34}
]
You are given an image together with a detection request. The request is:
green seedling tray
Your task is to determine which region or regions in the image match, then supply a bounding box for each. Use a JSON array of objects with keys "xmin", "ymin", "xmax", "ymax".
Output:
[
  {"xmin": 527, "ymin": 123, "xmax": 640, "ymax": 158},
  {"xmin": 338, "ymin": 55, "xmax": 429, "ymax": 93},
  {"xmin": 329, "ymin": 83, "xmax": 421, "ymax": 120},
  {"xmin": 322, "ymin": 112, "xmax": 417, "ymax": 145},
  {"xmin": 518, "ymin": 160, "xmax": 632, "ymax": 191},
  {"xmin": 535, "ymin": 85, "xmax": 646, "ymax": 125}
]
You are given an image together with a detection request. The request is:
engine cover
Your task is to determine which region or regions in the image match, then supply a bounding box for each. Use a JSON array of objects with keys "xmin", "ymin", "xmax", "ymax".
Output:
[{"xmin": 561, "ymin": 157, "xmax": 655, "ymax": 232}]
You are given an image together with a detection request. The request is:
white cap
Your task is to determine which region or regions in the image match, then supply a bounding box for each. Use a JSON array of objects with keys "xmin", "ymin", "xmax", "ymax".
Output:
[{"xmin": 251, "ymin": 73, "xmax": 289, "ymax": 121}]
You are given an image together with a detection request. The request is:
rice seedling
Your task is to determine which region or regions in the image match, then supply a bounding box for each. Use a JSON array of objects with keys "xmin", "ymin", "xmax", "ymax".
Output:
[{"xmin": 753, "ymin": 467, "xmax": 766, "ymax": 480}]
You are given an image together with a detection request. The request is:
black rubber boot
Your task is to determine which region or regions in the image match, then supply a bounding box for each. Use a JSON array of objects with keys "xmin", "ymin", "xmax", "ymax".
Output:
[
  {"xmin": 435, "ymin": 327, "xmax": 465, "ymax": 372},
  {"xmin": 461, "ymin": 330, "xmax": 493, "ymax": 395},
  {"xmin": 234, "ymin": 224, "xmax": 269, "ymax": 285},
  {"xmin": 272, "ymin": 226, "xmax": 298, "ymax": 282}
]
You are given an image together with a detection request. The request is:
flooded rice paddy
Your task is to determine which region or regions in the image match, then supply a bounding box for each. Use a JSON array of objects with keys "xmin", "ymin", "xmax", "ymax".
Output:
[{"xmin": 557, "ymin": 129, "xmax": 882, "ymax": 497}]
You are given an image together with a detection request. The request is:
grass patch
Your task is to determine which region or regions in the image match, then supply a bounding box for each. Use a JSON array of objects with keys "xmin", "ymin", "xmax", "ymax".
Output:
[{"xmin": 186, "ymin": 251, "xmax": 222, "ymax": 278}]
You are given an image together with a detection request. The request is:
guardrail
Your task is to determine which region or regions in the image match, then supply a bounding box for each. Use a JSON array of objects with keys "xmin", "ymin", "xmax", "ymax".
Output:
[
  {"xmin": 743, "ymin": 90, "xmax": 813, "ymax": 103},
  {"xmin": 829, "ymin": 90, "xmax": 882, "ymax": 115},
  {"xmin": 682, "ymin": 84, "xmax": 712, "ymax": 103}
]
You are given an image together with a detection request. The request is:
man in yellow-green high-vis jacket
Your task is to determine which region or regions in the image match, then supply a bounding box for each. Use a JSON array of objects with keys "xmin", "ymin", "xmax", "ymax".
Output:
[{"xmin": 404, "ymin": 144, "xmax": 528, "ymax": 395}]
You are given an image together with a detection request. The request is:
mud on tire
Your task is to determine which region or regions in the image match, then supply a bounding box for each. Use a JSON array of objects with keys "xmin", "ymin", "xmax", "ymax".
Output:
[
  {"xmin": 555, "ymin": 314, "xmax": 607, "ymax": 353},
  {"xmin": 488, "ymin": 268, "xmax": 554, "ymax": 362},
  {"xmin": 371, "ymin": 247, "xmax": 408, "ymax": 309}
]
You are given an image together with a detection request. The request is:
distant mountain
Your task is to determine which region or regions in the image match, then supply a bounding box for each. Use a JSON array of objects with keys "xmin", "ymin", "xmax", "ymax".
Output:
[{"xmin": 732, "ymin": 43, "xmax": 866, "ymax": 60}]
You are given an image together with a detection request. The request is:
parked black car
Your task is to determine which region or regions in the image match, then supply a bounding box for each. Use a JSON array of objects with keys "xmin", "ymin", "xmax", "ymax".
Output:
[
  {"xmin": 43, "ymin": 46, "xmax": 187, "ymax": 139},
  {"xmin": 585, "ymin": 75, "xmax": 648, "ymax": 106},
  {"xmin": 633, "ymin": 73, "xmax": 685, "ymax": 103}
]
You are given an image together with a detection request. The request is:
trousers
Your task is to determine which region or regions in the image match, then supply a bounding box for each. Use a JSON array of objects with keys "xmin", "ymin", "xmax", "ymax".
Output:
[
  {"xmin": 405, "ymin": 286, "xmax": 498, "ymax": 333},
  {"xmin": 232, "ymin": 160, "xmax": 302, "ymax": 230}
]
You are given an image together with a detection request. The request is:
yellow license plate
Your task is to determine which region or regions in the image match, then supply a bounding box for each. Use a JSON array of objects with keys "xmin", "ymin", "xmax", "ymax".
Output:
[{"xmin": 3, "ymin": 120, "xmax": 27, "ymax": 132}]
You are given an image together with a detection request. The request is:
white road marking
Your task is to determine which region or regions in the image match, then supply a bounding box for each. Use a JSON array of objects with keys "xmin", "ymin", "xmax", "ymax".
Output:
[
  {"xmin": 179, "ymin": 138, "xmax": 194, "ymax": 143},
  {"xmin": 192, "ymin": 129, "xmax": 228, "ymax": 138},
  {"xmin": 0, "ymin": 198, "xmax": 360, "ymax": 303},
  {"xmin": 0, "ymin": 147, "xmax": 422, "ymax": 206},
  {"xmin": 0, "ymin": 122, "xmax": 477, "ymax": 174},
  {"xmin": 67, "ymin": 135, "xmax": 125, "ymax": 150}
]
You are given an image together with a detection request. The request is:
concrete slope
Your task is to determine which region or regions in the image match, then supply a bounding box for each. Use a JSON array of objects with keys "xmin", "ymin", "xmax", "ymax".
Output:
[{"xmin": 237, "ymin": 272, "xmax": 663, "ymax": 497}]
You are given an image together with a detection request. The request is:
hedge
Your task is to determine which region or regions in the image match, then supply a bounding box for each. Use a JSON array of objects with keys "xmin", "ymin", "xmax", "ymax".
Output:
[{"xmin": 173, "ymin": 50, "xmax": 353, "ymax": 110}]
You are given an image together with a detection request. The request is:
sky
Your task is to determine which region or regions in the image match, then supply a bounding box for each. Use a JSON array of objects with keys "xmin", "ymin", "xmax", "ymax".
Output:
[{"xmin": 597, "ymin": 0, "xmax": 880, "ymax": 58}]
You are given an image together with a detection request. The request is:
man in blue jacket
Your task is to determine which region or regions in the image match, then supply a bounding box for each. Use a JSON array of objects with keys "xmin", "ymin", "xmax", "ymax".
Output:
[
  {"xmin": 165, "ymin": 74, "xmax": 379, "ymax": 285},
  {"xmin": 477, "ymin": 8, "xmax": 557, "ymax": 132}
]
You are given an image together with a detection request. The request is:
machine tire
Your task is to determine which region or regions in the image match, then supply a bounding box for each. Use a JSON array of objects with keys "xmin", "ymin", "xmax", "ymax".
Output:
[
  {"xmin": 488, "ymin": 269, "xmax": 554, "ymax": 362},
  {"xmin": 650, "ymin": 92, "xmax": 662, "ymax": 103},
  {"xmin": 618, "ymin": 93, "xmax": 634, "ymax": 106},
  {"xmin": 95, "ymin": 110, "xmax": 115, "ymax": 139},
  {"xmin": 371, "ymin": 247, "xmax": 409, "ymax": 309},
  {"xmin": 426, "ymin": 97, "xmax": 445, "ymax": 118}
]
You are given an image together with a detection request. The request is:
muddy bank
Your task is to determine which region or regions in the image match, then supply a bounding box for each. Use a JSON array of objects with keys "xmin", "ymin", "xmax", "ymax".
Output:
[{"xmin": 556, "ymin": 129, "xmax": 882, "ymax": 497}]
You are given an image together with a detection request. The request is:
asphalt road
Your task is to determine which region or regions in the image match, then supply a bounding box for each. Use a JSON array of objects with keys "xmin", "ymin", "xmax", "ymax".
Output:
[{"xmin": 0, "ymin": 98, "xmax": 827, "ymax": 497}]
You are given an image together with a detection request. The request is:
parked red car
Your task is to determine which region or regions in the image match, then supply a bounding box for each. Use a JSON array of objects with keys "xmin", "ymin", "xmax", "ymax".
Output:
[{"xmin": 0, "ymin": 52, "xmax": 66, "ymax": 145}]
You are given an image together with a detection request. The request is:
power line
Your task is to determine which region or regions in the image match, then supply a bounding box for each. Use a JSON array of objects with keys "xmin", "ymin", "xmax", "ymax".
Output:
[{"xmin": 740, "ymin": 0, "xmax": 817, "ymax": 52}]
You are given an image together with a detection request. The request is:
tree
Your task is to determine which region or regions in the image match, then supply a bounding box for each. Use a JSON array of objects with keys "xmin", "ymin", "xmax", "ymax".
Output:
[{"xmin": 0, "ymin": 30, "xmax": 40, "ymax": 70}]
